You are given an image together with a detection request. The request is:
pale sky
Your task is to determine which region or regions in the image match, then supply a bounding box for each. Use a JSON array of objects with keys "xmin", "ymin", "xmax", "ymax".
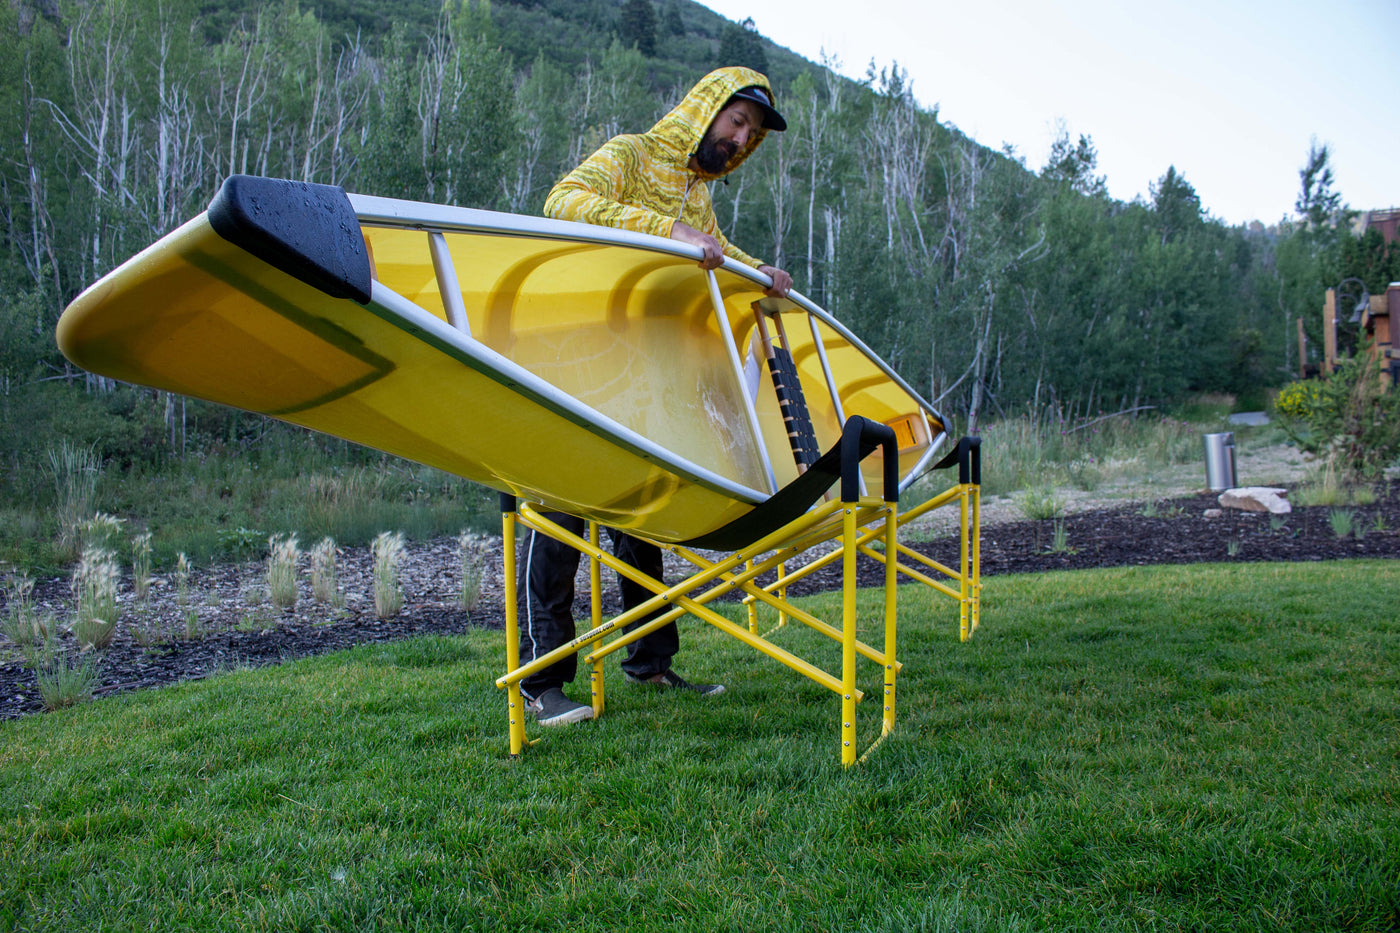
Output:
[{"xmin": 698, "ymin": 0, "xmax": 1400, "ymax": 227}]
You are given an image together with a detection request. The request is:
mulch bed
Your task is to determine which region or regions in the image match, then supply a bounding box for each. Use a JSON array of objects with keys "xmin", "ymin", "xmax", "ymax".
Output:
[{"xmin": 3, "ymin": 486, "xmax": 1397, "ymax": 720}]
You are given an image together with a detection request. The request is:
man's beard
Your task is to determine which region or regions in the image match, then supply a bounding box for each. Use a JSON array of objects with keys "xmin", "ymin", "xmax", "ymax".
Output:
[{"xmin": 693, "ymin": 137, "xmax": 736, "ymax": 174}]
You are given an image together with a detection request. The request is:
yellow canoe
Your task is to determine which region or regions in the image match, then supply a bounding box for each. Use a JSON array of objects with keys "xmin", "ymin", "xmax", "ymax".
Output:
[{"xmin": 57, "ymin": 176, "xmax": 946, "ymax": 545}]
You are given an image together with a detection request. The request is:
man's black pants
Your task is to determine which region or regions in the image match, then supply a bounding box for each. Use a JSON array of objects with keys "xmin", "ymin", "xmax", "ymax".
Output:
[{"xmin": 517, "ymin": 512, "xmax": 678, "ymax": 697}]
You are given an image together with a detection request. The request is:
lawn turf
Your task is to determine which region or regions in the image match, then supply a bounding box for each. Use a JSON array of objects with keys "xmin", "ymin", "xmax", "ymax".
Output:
[{"xmin": 2, "ymin": 561, "xmax": 1397, "ymax": 931}]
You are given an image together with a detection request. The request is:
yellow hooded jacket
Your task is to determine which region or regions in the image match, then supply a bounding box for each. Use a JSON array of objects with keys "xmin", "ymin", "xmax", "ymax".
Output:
[{"xmin": 543, "ymin": 66, "xmax": 776, "ymax": 270}]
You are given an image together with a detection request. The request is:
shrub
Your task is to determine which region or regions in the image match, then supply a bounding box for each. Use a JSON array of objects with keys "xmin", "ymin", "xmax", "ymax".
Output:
[
  {"xmin": 1015, "ymin": 487, "xmax": 1063, "ymax": 521},
  {"xmin": 1274, "ymin": 352, "xmax": 1400, "ymax": 477},
  {"xmin": 216, "ymin": 526, "xmax": 265, "ymax": 561}
]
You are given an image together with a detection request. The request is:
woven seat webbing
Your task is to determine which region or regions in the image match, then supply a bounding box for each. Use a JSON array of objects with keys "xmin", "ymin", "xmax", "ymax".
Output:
[{"xmin": 768, "ymin": 348, "xmax": 821, "ymax": 468}]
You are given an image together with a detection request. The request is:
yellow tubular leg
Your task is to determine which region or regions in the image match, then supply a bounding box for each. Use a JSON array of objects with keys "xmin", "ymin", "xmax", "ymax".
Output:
[
  {"xmin": 588, "ymin": 520, "xmax": 604, "ymax": 715},
  {"xmin": 777, "ymin": 560, "xmax": 788, "ymax": 628},
  {"xmin": 590, "ymin": 659, "xmax": 605, "ymax": 717},
  {"xmin": 883, "ymin": 502, "xmax": 898, "ymax": 736},
  {"xmin": 971, "ymin": 482, "xmax": 982, "ymax": 635},
  {"xmin": 501, "ymin": 508, "xmax": 527, "ymax": 757},
  {"xmin": 588, "ymin": 521, "xmax": 602, "ymax": 633},
  {"xmin": 959, "ymin": 485, "xmax": 971, "ymax": 642},
  {"xmin": 841, "ymin": 505, "xmax": 858, "ymax": 767},
  {"xmin": 746, "ymin": 558, "xmax": 758, "ymax": 634}
]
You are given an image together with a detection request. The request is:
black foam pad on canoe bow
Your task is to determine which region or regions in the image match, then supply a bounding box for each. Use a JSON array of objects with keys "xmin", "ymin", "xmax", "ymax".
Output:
[{"xmin": 208, "ymin": 175, "xmax": 373, "ymax": 305}]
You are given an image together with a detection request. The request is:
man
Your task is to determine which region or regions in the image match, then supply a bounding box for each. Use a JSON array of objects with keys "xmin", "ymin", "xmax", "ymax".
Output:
[{"xmin": 518, "ymin": 66, "xmax": 793, "ymax": 727}]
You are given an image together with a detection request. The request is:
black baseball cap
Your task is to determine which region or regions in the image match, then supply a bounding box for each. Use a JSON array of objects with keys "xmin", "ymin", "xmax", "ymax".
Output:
[{"xmin": 730, "ymin": 86, "xmax": 786, "ymax": 132}]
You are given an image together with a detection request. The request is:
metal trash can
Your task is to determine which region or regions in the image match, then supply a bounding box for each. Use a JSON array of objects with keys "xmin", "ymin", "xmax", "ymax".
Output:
[{"xmin": 1203, "ymin": 432, "xmax": 1237, "ymax": 492}]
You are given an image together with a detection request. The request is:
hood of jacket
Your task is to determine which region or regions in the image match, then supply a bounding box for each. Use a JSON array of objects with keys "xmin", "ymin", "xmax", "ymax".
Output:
[{"xmin": 647, "ymin": 66, "xmax": 778, "ymax": 182}]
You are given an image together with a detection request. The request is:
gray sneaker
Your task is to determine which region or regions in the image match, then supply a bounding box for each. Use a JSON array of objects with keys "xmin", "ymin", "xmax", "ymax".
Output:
[
  {"xmin": 524, "ymin": 687, "xmax": 594, "ymax": 727},
  {"xmin": 625, "ymin": 669, "xmax": 726, "ymax": 696}
]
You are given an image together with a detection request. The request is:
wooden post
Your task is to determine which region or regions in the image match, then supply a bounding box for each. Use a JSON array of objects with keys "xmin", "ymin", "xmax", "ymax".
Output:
[
  {"xmin": 1381, "ymin": 285, "xmax": 1398, "ymax": 390},
  {"xmin": 1297, "ymin": 317, "xmax": 1307, "ymax": 378},
  {"xmin": 1324, "ymin": 288, "xmax": 1337, "ymax": 374}
]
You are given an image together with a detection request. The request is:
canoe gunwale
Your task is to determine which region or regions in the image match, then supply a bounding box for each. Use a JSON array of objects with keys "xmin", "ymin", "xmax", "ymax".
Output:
[
  {"xmin": 347, "ymin": 192, "xmax": 951, "ymax": 492},
  {"xmin": 705, "ymin": 268, "xmax": 780, "ymax": 496}
]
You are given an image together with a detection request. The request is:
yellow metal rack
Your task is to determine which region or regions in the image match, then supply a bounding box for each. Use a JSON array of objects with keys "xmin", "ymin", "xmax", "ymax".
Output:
[
  {"xmin": 749, "ymin": 437, "xmax": 983, "ymax": 643},
  {"xmin": 497, "ymin": 427, "xmax": 982, "ymax": 767}
]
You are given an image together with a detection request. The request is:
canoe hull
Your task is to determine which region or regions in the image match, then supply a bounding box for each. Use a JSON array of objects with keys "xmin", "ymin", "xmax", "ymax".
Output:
[{"xmin": 57, "ymin": 178, "xmax": 946, "ymax": 544}]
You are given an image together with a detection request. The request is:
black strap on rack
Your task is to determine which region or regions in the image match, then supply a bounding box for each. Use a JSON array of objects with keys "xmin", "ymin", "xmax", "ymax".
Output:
[
  {"xmin": 679, "ymin": 416, "xmax": 897, "ymax": 552},
  {"xmin": 927, "ymin": 436, "xmax": 981, "ymax": 485}
]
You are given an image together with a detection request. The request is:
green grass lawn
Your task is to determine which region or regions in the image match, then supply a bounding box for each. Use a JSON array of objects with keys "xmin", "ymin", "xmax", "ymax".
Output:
[{"xmin": 2, "ymin": 561, "xmax": 1397, "ymax": 931}]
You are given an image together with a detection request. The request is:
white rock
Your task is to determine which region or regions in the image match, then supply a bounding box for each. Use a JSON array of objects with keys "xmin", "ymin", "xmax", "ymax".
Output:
[
  {"xmin": 1218, "ymin": 487, "xmax": 1292, "ymax": 514},
  {"xmin": 1203, "ymin": 508, "xmax": 1223, "ymax": 519}
]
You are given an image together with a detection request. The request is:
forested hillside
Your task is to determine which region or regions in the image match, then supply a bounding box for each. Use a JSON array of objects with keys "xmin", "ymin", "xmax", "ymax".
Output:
[{"xmin": 2, "ymin": 0, "xmax": 1395, "ymax": 469}]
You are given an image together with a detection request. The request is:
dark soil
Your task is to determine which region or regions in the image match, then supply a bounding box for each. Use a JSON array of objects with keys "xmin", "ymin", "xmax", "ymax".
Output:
[{"xmin": 4, "ymin": 486, "xmax": 1398, "ymax": 720}]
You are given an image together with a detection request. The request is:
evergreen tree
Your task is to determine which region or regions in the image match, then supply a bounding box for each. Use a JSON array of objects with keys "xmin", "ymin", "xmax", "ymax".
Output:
[
  {"xmin": 1151, "ymin": 166, "xmax": 1201, "ymax": 244},
  {"xmin": 1296, "ymin": 140, "xmax": 1342, "ymax": 227},
  {"xmin": 1339, "ymin": 228, "xmax": 1400, "ymax": 295},
  {"xmin": 716, "ymin": 17, "xmax": 767, "ymax": 75},
  {"xmin": 618, "ymin": 0, "xmax": 656, "ymax": 57},
  {"xmin": 661, "ymin": 4, "xmax": 684, "ymax": 37},
  {"xmin": 1042, "ymin": 126, "xmax": 1106, "ymax": 196}
]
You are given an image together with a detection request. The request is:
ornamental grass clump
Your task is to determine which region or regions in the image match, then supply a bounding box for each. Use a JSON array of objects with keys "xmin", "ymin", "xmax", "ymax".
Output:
[
  {"xmin": 47, "ymin": 441, "xmax": 102, "ymax": 561},
  {"xmin": 131, "ymin": 531, "xmax": 153, "ymax": 602},
  {"xmin": 1066, "ymin": 457, "xmax": 1103, "ymax": 492},
  {"xmin": 266, "ymin": 534, "xmax": 300, "ymax": 609},
  {"xmin": 129, "ymin": 529, "xmax": 159, "ymax": 645},
  {"xmin": 2, "ymin": 574, "xmax": 48, "ymax": 648},
  {"xmin": 310, "ymin": 537, "xmax": 342, "ymax": 606},
  {"xmin": 175, "ymin": 553, "xmax": 200, "ymax": 638},
  {"xmin": 27, "ymin": 634, "xmax": 101, "ymax": 710},
  {"xmin": 80, "ymin": 512, "xmax": 126, "ymax": 553},
  {"xmin": 71, "ymin": 545, "xmax": 120, "ymax": 650},
  {"xmin": 1291, "ymin": 457, "xmax": 1375, "ymax": 508},
  {"xmin": 372, "ymin": 531, "xmax": 406, "ymax": 618},
  {"xmin": 1328, "ymin": 509, "xmax": 1355, "ymax": 540},
  {"xmin": 457, "ymin": 532, "xmax": 488, "ymax": 612}
]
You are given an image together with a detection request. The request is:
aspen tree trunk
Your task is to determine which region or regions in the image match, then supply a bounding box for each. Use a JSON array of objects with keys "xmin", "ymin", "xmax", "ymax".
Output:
[
  {"xmin": 300, "ymin": 32, "xmax": 327, "ymax": 182},
  {"xmin": 221, "ymin": 13, "xmax": 270, "ymax": 180},
  {"xmin": 327, "ymin": 40, "xmax": 369, "ymax": 185},
  {"xmin": 764, "ymin": 130, "xmax": 791, "ymax": 270},
  {"xmin": 966, "ymin": 294, "xmax": 994, "ymax": 434},
  {"xmin": 417, "ymin": 20, "xmax": 449, "ymax": 201},
  {"xmin": 20, "ymin": 65, "xmax": 60, "ymax": 301},
  {"xmin": 823, "ymin": 206, "xmax": 840, "ymax": 313}
]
